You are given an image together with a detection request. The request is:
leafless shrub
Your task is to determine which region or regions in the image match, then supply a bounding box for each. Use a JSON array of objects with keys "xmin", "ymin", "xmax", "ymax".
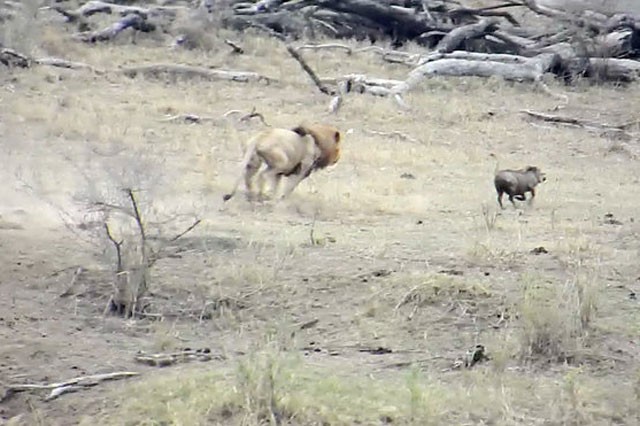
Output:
[{"xmin": 96, "ymin": 188, "xmax": 201, "ymax": 318}]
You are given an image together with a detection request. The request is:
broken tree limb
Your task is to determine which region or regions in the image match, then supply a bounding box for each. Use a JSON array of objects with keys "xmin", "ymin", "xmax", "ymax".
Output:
[
  {"xmin": 295, "ymin": 43, "xmax": 353, "ymax": 54},
  {"xmin": 316, "ymin": 0, "xmax": 442, "ymax": 40},
  {"xmin": 0, "ymin": 48, "xmax": 31, "ymax": 68},
  {"xmin": 35, "ymin": 57, "xmax": 103, "ymax": 73},
  {"xmin": 285, "ymin": 44, "xmax": 335, "ymax": 95},
  {"xmin": 56, "ymin": 0, "xmax": 185, "ymax": 19},
  {"xmin": 74, "ymin": 14, "xmax": 155, "ymax": 43},
  {"xmin": 362, "ymin": 129, "xmax": 422, "ymax": 145},
  {"xmin": 395, "ymin": 52, "xmax": 560, "ymax": 95},
  {"xmin": 120, "ymin": 64, "xmax": 274, "ymax": 84},
  {"xmin": 520, "ymin": 109, "xmax": 638, "ymax": 131},
  {"xmin": 2, "ymin": 372, "xmax": 139, "ymax": 402},
  {"xmin": 134, "ymin": 348, "xmax": 217, "ymax": 367},
  {"xmin": 418, "ymin": 50, "xmax": 531, "ymax": 66},
  {"xmin": 448, "ymin": 5, "xmax": 521, "ymax": 26},
  {"xmin": 587, "ymin": 57, "xmax": 640, "ymax": 82},
  {"xmin": 435, "ymin": 18, "xmax": 500, "ymax": 53}
]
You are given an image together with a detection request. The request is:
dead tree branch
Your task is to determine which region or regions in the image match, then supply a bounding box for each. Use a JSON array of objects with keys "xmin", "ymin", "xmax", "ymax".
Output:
[
  {"xmin": 104, "ymin": 223, "xmax": 123, "ymax": 273},
  {"xmin": 285, "ymin": 44, "xmax": 336, "ymax": 95},
  {"xmin": 520, "ymin": 109, "xmax": 638, "ymax": 132},
  {"xmin": 2, "ymin": 372, "xmax": 139, "ymax": 402},
  {"xmin": 120, "ymin": 64, "xmax": 274, "ymax": 84},
  {"xmin": 74, "ymin": 14, "xmax": 155, "ymax": 43}
]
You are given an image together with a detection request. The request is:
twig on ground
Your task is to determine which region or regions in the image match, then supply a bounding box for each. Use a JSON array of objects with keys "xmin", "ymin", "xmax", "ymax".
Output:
[
  {"xmin": 521, "ymin": 109, "xmax": 633, "ymax": 130},
  {"xmin": 295, "ymin": 43, "xmax": 353, "ymax": 54},
  {"xmin": 394, "ymin": 285, "xmax": 420, "ymax": 312},
  {"xmin": 362, "ymin": 129, "xmax": 422, "ymax": 144},
  {"xmin": 239, "ymin": 107, "xmax": 271, "ymax": 126},
  {"xmin": 168, "ymin": 219, "xmax": 202, "ymax": 242},
  {"xmin": 2, "ymin": 372, "xmax": 140, "ymax": 402},
  {"xmin": 135, "ymin": 348, "xmax": 218, "ymax": 367},
  {"xmin": 224, "ymin": 39, "xmax": 244, "ymax": 54},
  {"xmin": 159, "ymin": 113, "xmax": 220, "ymax": 124},
  {"xmin": 59, "ymin": 267, "xmax": 85, "ymax": 298}
]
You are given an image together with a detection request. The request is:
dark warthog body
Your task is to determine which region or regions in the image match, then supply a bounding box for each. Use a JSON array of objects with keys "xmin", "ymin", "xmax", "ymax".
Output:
[{"xmin": 494, "ymin": 166, "xmax": 546, "ymax": 208}]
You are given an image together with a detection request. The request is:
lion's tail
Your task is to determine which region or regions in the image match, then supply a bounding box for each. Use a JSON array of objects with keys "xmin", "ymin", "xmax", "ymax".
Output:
[{"xmin": 222, "ymin": 134, "xmax": 260, "ymax": 202}]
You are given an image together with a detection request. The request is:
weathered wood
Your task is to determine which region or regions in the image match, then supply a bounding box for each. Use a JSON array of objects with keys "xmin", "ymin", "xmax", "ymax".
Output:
[
  {"xmin": 285, "ymin": 44, "xmax": 335, "ymax": 95},
  {"xmin": 35, "ymin": 57, "xmax": 102, "ymax": 72},
  {"xmin": 395, "ymin": 53, "xmax": 559, "ymax": 95},
  {"xmin": 587, "ymin": 57, "xmax": 640, "ymax": 81},
  {"xmin": 57, "ymin": 0, "xmax": 185, "ymax": 19},
  {"xmin": 120, "ymin": 64, "xmax": 274, "ymax": 83},
  {"xmin": 0, "ymin": 48, "xmax": 30, "ymax": 68},
  {"xmin": 435, "ymin": 18, "xmax": 500, "ymax": 53},
  {"xmin": 2, "ymin": 372, "xmax": 140, "ymax": 402},
  {"xmin": 74, "ymin": 14, "xmax": 155, "ymax": 43},
  {"xmin": 317, "ymin": 0, "xmax": 441, "ymax": 40}
]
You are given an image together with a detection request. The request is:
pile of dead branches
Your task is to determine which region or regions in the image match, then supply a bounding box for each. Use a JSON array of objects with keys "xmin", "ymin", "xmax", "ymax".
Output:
[
  {"xmin": 223, "ymin": 0, "xmax": 640, "ymax": 84},
  {"xmin": 2, "ymin": 0, "xmax": 640, "ymax": 109}
]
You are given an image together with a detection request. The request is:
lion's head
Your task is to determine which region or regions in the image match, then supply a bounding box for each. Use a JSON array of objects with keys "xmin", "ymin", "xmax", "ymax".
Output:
[{"xmin": 292, "ymin": 123, "xmax": 342, "ymax": 169}]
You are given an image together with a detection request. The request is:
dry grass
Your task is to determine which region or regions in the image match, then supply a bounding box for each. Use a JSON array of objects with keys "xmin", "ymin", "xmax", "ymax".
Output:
[
  {"xmin": 89, "ymin": 346, "xmax": 640, "ymax": 426},
  {"xmin": 2, "ymin": 8, "xmax": 640, "ymax": 426}
]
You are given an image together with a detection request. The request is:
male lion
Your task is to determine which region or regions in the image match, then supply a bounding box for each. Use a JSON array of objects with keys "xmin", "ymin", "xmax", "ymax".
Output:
[{"xmin": 222, "ymin": 123, "xmax": 342, "ymax": 202}]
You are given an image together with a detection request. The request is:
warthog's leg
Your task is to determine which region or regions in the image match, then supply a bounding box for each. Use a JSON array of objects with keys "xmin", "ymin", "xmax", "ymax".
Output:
[
  {"xmin": 508, "ymin": 194, "xmax": 517, "ymax": 207},
  {"xmin": 528, "ymin": 188, "xmax": 536, "ymax": 205},
  {"xmin": 497, "ymin": 190, "xmax": 505, "ymax": 209}
]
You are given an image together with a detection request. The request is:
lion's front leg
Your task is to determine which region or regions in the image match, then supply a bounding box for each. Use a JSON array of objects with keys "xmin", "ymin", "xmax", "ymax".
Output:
[{"xmin": 279, "ymin": 163, "xmax": 314, "ymax": 200}]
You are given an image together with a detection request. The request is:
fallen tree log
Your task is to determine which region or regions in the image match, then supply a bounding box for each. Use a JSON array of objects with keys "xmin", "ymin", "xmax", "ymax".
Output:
[
  {"xmin": 587, "ymin": 57, "xmax": 640, "ymax": 81},
  {"xmin": 435, "ymin": 18, "xmax": 500, "ymax": 53},
  {"xmin": 55, "ymin": 0, "xmax": 184, "ymax": 19},
  {"xmin": 74, "ymin": 14, "xmax": 155, "ymax": 43},
  {"xmin": 1, "ymin": 372, "xmax": 139, "ymax": 402},
  {"xmin": 396, "ymin": 53, "xmax": 559, "ymax": 94},
  {"xmin": 119, "ymin": 63, "xmax": 274, "ymax": 83},
  {"xmin": 314, "ymin": 0, "xmax": 445, "ymax": 41},
  {"xmin": 35, "ymin": 57, "xmax": 103, "ymax": 73}
]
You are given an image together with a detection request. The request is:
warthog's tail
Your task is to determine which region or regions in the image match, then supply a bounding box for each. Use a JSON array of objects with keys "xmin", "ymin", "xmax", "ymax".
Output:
[
  {"xmin": 222, "ymin": 135, "xmax": 260, "ymax": 202},
  {"xmin": 489, "ymin": 152, "xmax": 500, "ymax": 175}
]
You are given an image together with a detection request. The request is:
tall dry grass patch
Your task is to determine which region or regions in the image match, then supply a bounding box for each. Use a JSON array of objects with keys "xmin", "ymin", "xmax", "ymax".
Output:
[{"xmin": 517, "ymin": 266, "xmax": 600, "ymax": 363}]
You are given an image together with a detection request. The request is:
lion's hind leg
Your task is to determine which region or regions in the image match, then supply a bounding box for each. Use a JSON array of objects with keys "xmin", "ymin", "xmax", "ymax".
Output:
[
  {"xmin": 255, "ymin": 167, "xmax": 282, "ymax": 201},
  {"xmin": 244, "ymin": 155, "xmax": 262, "ymax": 201}
]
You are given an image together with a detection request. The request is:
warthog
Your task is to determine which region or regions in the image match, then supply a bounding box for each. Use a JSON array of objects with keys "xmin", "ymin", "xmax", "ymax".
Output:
[{"xmin": 494, "ymin": 166, "xmax": 546, "ymax": 208}]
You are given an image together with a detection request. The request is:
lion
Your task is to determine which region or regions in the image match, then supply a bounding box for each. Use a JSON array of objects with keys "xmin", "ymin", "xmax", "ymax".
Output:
[{"xmin": 222, "ymin": 123, "xmax": 342, "ymax": 202}]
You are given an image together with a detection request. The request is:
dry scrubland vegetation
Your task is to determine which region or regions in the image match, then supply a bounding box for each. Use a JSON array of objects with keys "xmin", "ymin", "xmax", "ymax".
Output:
[{"xmin": 1, "ymin": 2, "xmax": 640, "ymax": 425}]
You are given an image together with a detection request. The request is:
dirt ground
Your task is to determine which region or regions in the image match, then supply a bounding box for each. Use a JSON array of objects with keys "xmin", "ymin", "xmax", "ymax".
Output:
[{"xmin": 1, "ymin": 12, "xmax": 640, "ymax": 426}]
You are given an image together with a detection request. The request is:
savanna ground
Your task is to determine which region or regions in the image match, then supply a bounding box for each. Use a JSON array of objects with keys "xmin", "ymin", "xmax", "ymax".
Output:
[{"xmin": 1, "ymin": 3, "xmax": 640, "ymax": 425}]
